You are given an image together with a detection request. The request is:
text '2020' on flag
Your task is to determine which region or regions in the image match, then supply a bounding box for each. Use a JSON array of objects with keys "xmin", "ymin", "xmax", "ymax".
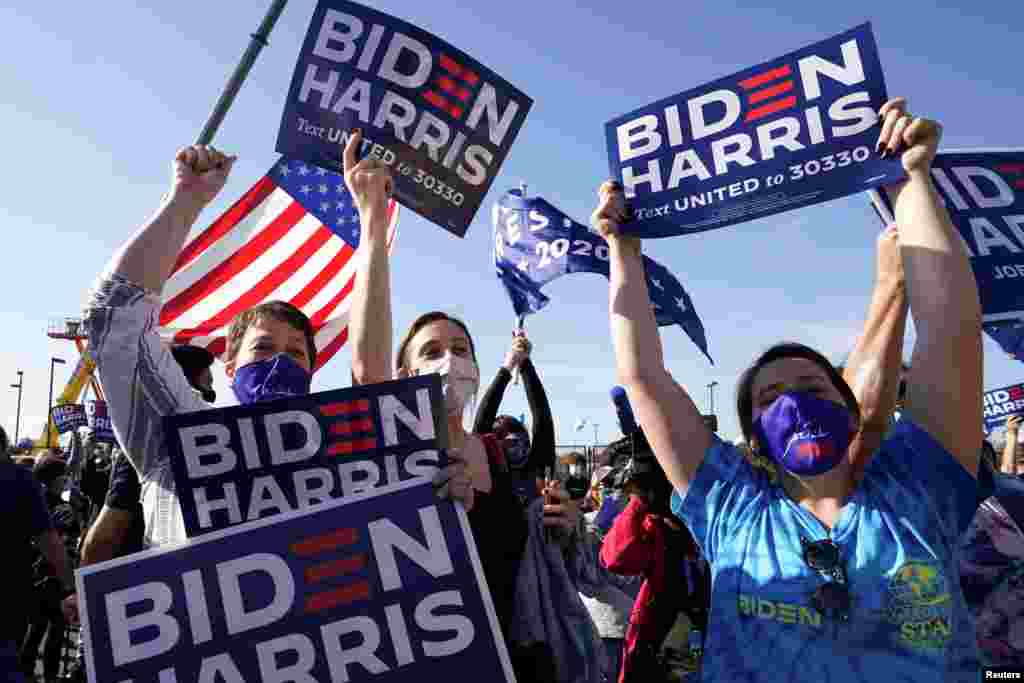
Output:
[
  {"xmin": 159, "ymin": 158, "xmax": 398, "ymax": 372},
  {"xmin": 277, "ymin": 0, "xmax": 532, "ymax": 237},
  {"xmin": 493, "ymin": 189, "xmax": 713, "ymax": 363},
  {"xmin": 869, "ymin": 149, "xmax": 1024, "ymax": 358},
  {"xmin": 605, "ymin": 22, "xmax": 904, "ymax": 238}
]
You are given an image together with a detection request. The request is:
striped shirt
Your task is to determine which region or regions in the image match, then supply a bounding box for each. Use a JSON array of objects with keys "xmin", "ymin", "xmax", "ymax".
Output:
[{"xmin": 84, "ymin": 273, "xmax": 224, "ymax": 547}]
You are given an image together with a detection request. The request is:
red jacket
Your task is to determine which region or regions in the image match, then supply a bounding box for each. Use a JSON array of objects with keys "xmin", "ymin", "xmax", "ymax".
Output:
[{"xmin": 600, "ymin": 496, "xmax": 707, "ymax": 683}]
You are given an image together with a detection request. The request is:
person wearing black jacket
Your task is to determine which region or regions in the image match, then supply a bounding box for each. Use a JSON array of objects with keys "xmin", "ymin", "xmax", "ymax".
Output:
[{"xmin": 473, "ymin": 331, "xmax": 556, "ymax": 506}]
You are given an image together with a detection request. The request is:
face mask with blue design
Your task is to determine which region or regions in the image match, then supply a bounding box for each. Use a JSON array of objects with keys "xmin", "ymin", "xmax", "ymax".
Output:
[
  {"xmin": 753, "ymin": 391, "xmax": 854, "ymax": 477},
  {"xmin": 231, "ymin": 353, "xmax": 311, "ymax": 405}
]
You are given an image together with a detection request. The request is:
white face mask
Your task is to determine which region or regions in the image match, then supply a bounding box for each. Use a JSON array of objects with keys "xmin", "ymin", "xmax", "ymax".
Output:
[{"xmin": 416, "ymin": 354, "xmax": 480, "ymax": 417}]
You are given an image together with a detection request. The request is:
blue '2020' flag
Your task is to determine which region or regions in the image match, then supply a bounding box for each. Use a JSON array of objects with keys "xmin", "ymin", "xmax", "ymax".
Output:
[{"xmin": 493, "ymin": 189, "xmax": 712, "ymax": 363}]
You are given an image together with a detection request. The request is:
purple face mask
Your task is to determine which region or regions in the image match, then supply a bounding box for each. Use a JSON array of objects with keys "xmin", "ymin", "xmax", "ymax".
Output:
[
  {"xmin": 231, "ymin": 353, "xmax": 311, "ymax": 405},
  {"xmin": 753, "ymin": 391, "xmax": 853, "ymax": 476}
]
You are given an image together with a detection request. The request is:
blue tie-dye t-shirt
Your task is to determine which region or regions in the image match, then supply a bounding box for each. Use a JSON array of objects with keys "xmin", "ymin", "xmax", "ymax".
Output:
[{"xmin": 671, "ymin": 419, "xmax": 981, "ymax": 682}]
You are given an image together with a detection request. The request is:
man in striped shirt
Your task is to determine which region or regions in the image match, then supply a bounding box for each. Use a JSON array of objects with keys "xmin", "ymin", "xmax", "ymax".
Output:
[{"xmin": 83, "ymin": 143, "xmax": 472, "ymax": 549}]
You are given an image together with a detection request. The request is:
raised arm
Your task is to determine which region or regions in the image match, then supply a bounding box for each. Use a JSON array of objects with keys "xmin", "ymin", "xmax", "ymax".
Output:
[
  {"xmin": 843, "ymin": 224, "xmax": 909, "ymax": 481},
  {"xmin": 594, "ymin": 182, "xmax": 712, "ymax": 495},
  {"xmin": 882, "ymin": 98, "xmax": 983, "ymax": 475},
  {"xmin": 84, "ymin": 147, "xmax": 231, "ymax": 480},
  {"xmin": 471, "ymin": 334, "xmax": 527, "ymax": 433},
  {"xmin": 106, "ymin": 146, "xmax": 234, "ymax": 291},
  {"xmin": 521, "ymin": 357, "xmax": 556, "ymax": 472},
  {"xmin": 346, "ymin": 131, "xmax": 396, "ymax": 386},
  {"xmin": 1002, "ymin": 416, "xmax": 1023, "ymax": 475}
]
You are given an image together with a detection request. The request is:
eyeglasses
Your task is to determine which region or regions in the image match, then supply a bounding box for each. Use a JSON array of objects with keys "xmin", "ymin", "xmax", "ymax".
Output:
[{"xmin": 800, "ymin": 537, "xmax": 851, "ymax": 622}]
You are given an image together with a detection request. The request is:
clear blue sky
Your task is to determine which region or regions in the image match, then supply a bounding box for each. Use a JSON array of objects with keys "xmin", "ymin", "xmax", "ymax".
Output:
[{"xmin": 1, "ymin": 1, "xmax": 1021, "ymax": 447}]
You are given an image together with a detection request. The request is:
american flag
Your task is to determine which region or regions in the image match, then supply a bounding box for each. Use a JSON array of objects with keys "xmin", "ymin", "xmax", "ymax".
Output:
[{"xmin": 158, "ymin": 158, "xmax": 398, "ymax": 372}]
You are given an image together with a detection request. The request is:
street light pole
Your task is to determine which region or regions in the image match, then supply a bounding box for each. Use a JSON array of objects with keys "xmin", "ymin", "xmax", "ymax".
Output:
[
  {"xmin": 707, "ymin": 381, "xmax": 719, "ymax": 415},
  {"xmin": 10, "ymin": 370, "xmax": 23, "ymax": 445},
  {"xmin": 47, "ymin": 357, "xmax": 66, "ymax": 450}
]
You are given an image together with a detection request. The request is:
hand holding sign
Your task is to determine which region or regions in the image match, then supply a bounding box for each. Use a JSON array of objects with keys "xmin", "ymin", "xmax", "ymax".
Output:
[
  {"xmin": 876, "ymin": 98, "xmax": 942, "ymax": 177},
  {"xmin": 434, "ymin": 448, "xmax": 474, "ymax": 512},
  {"xmin": 541, "ymin": 481, "xmax": 580, "ymax": 533},
  {"xmin": 591, "ymin": 181, "xmax": 641, "ymax": 256},
  {"xmin": 173, "ymin": 145, "xmax": 236, "ymax": 206},
  {"xmin": 1008, "ymin": 415, "xmax": 1024, "ymax": 434},
  {"xmin": 343, "ymin": 128, "xmax": 393, "ymax": 219}
]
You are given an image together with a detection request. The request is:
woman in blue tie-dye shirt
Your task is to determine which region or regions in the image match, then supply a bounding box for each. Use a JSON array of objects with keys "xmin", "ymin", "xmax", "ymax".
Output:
[{"xmin": 593, "ymin": 97, "xmax": 983, "ymax": 682}]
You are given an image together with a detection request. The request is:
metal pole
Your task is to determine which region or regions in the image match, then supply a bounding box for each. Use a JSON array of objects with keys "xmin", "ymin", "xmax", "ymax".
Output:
[
  {"xmin": 47, "ymin": 360, "xmax": 56, "ymax": 450},
  {"xmin": 48, "ymin": 358, "xmax": 65, "ymax": 450},
  {"xmin": 11, "ymin": 370, "xmax": 23, "ymax": 444},
  {"xmin": 707, "ymin": 381, "xmax": 718, "ymax": 415},
  {"xmin": 196, "ymin": 0, "xmax": 289, "ymax": 146}
]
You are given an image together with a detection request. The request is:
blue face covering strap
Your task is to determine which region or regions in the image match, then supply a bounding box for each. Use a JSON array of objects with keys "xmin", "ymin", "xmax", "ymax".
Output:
[
  {"xmin": 753, "ymin": 391, "xmax": 853, "ymax": 476},
  {"xmin": 231, "ymin": 353, "xmax": 311, "ymax": 405}
]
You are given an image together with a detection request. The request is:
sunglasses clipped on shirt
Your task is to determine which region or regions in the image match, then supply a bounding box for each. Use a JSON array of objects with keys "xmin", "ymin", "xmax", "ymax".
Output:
[{"xmin": 800, "ymin": 536, "xmax": 851, "ymax": 623}]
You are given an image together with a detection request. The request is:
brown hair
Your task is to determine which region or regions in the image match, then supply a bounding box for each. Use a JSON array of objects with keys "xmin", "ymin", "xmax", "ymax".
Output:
[
  {"xmin": 395, "ymin": 311, "xmax": 477, "ymax": 373},
  {"xmin": 225, "ymin": 301, "xmax": 317, "ymax": 368},
  {"xmin": 736, "ymin": 342, "xmax": 861, "ymax": 444}
]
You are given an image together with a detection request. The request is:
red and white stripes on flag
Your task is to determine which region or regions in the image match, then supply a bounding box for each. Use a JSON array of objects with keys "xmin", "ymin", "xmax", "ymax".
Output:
[{"xmin": 158, "ymin": 159, "xmax": 398, "ymax": 372}]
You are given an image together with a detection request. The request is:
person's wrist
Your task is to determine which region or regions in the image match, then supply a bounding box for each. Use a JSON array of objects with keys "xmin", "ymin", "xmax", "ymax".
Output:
[{"xmin": 166, "ymin": 186, "xmax": 211, "ymax": 212}]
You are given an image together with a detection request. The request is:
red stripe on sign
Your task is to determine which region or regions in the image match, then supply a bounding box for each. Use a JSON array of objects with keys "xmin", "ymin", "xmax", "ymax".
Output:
[
  {"xmin": 290, "ymin": 243, "xmax": 355, "ymax": 310},
  {"xmin": 744, "ymin": 95, "xmax": 798, "ymax": 122},
  {"xmin": 304, "ymin": 581, "xmax": 371, "ymax": 613},
  {"xmin": 439, "ymin": 53, "xmax": 479, "ymax": 85},
  {"xmin": 423, "ymin": 89, "xmax": 450, "ymax": 112},
  {"xmin": 319, "ymin": 399, "xmax": 369, "ymax": 417},
  {"xmin": 748, "ymin": 80, "xmax": 795, "ymax": 104},
  {"xmin": 291, "ymin": 528, "xmax": 358, "ymax": 557},
  {"xmin": 328, "ymin": 438, "xmax": 379, "ymax": 456},
  {"xmin": 305, "ymin": 554, "xmax": 367, "ymax": 584},
  {"xmin": 995, "ymin": 164, "xmax": 1024, "ymax": 174},
  {"xmin": 160, "ymin": 200, "xmax": 307, "ymax": 326},
  {"xmin": 170, "ymin": 176, "xmax": 277, "ymax": 275},
  {"xmin": 739, "ymin": 64, "xmax": 792, "ymax": 90},
  {"xmin": 171, "ymin": 226, "xmax": 332, "ymax": 337},
  {"xmin": 330, "ymin": 418, "xmax": 375, "ymax": 436},
  {"xmin": 314, "ymin": 325, "xmax": 349, "ymax": 373},
  {"xmin": 437, "ymin": 76, "xmax": 472, "ymax": 101}
]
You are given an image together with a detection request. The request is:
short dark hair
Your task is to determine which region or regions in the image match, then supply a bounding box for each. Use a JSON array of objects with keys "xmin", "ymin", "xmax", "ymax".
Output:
[
  {"xmin": 225, "ymin": 301, "xmax": 316, "ymax": 368},
  {"xmin": 736, "ymin": 342, "xmax": 861, "ymax": 444},
  {"xmin": 395, "ymin": 311, "xmax": 476, "ymax": 372},
  {"xmin": 172, "ymin": 345, "xmax": 216, "ymax": 378},
  {"xmin": 494, "ymin": 415, "xmax": 528, "ymax": 439}
]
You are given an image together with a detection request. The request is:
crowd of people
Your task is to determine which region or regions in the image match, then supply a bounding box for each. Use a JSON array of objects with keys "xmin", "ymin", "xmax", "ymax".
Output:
[{"xmin": 4, "ymin": 96, "xmax": 1024, "ymax": 683}]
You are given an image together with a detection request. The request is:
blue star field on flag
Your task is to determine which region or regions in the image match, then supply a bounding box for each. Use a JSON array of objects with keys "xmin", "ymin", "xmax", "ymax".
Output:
[
  {"xmin": 493, "ymin": 189, "xmax": 712, "ymax": 363},
  {"xmin": 274, "ymin": 158, "xmax": 365, "ymax": 247}
]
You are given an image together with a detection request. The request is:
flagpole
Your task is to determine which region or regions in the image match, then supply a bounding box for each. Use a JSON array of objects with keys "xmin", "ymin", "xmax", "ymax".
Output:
[
  {"xmin": 196, "ymin": 0, "xmax": 289, "ymax": 146},
  {"xmin": 512, "ymin": 181, "xmax": 529, "ymax": 386}
]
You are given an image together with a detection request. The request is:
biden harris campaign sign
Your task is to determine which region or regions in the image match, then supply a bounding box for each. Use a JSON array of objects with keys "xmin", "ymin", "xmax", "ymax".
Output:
[
  {"xmin": 277, "ymin": 0, "xmax": 532, "ymax": 237},
  {"xmin": 871, "ymin": 149, "xmax": 1024, "ymax": 325},
  {"xmin": 605, "ymin": 23, "xmax": 904, "ymax": 238},
  {"xmin": 984, "ymin": 382, "xmax": 1024, "ymax": 433},
  {"xmin": 166, "ymin": 375, "xmax": 447, "ymax": 538},
  {"xmin": 76, "ymin": 478, "xmax": 515, "ymax": 683}
]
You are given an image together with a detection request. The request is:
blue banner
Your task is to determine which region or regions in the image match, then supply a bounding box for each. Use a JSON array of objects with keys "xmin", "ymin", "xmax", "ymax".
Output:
[
  {"xmin": 493, "ymin": 190, "xmax": 712, "ymax": 362},
  {"xmin": 983, "ymin": 382, "xmax": 1024, "ymax": 433},
  {"xmin": 604, "ymin": 23, "xmax": 904, "ymax": 238},
  {"xmin": 869, "ymin": 149, "xmax": 1024, "ymax": 352},
  {"xmin": 51, "ymin": 403, "xmax": 86, "ymax": 434},
  {"xmin": 77, "ymin": 479, "xmax": 515, "ymax": 683},
  {"xmin": 277, "ymin": 0, "xmax": 533, "ymax": 237},
  {"xmin": 166, "ymin": 375, "xmax": 447, "ymax": 538},
  {"xmin": 85, "ymin": 400, "xmax": 115, "ymax": 443}
]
